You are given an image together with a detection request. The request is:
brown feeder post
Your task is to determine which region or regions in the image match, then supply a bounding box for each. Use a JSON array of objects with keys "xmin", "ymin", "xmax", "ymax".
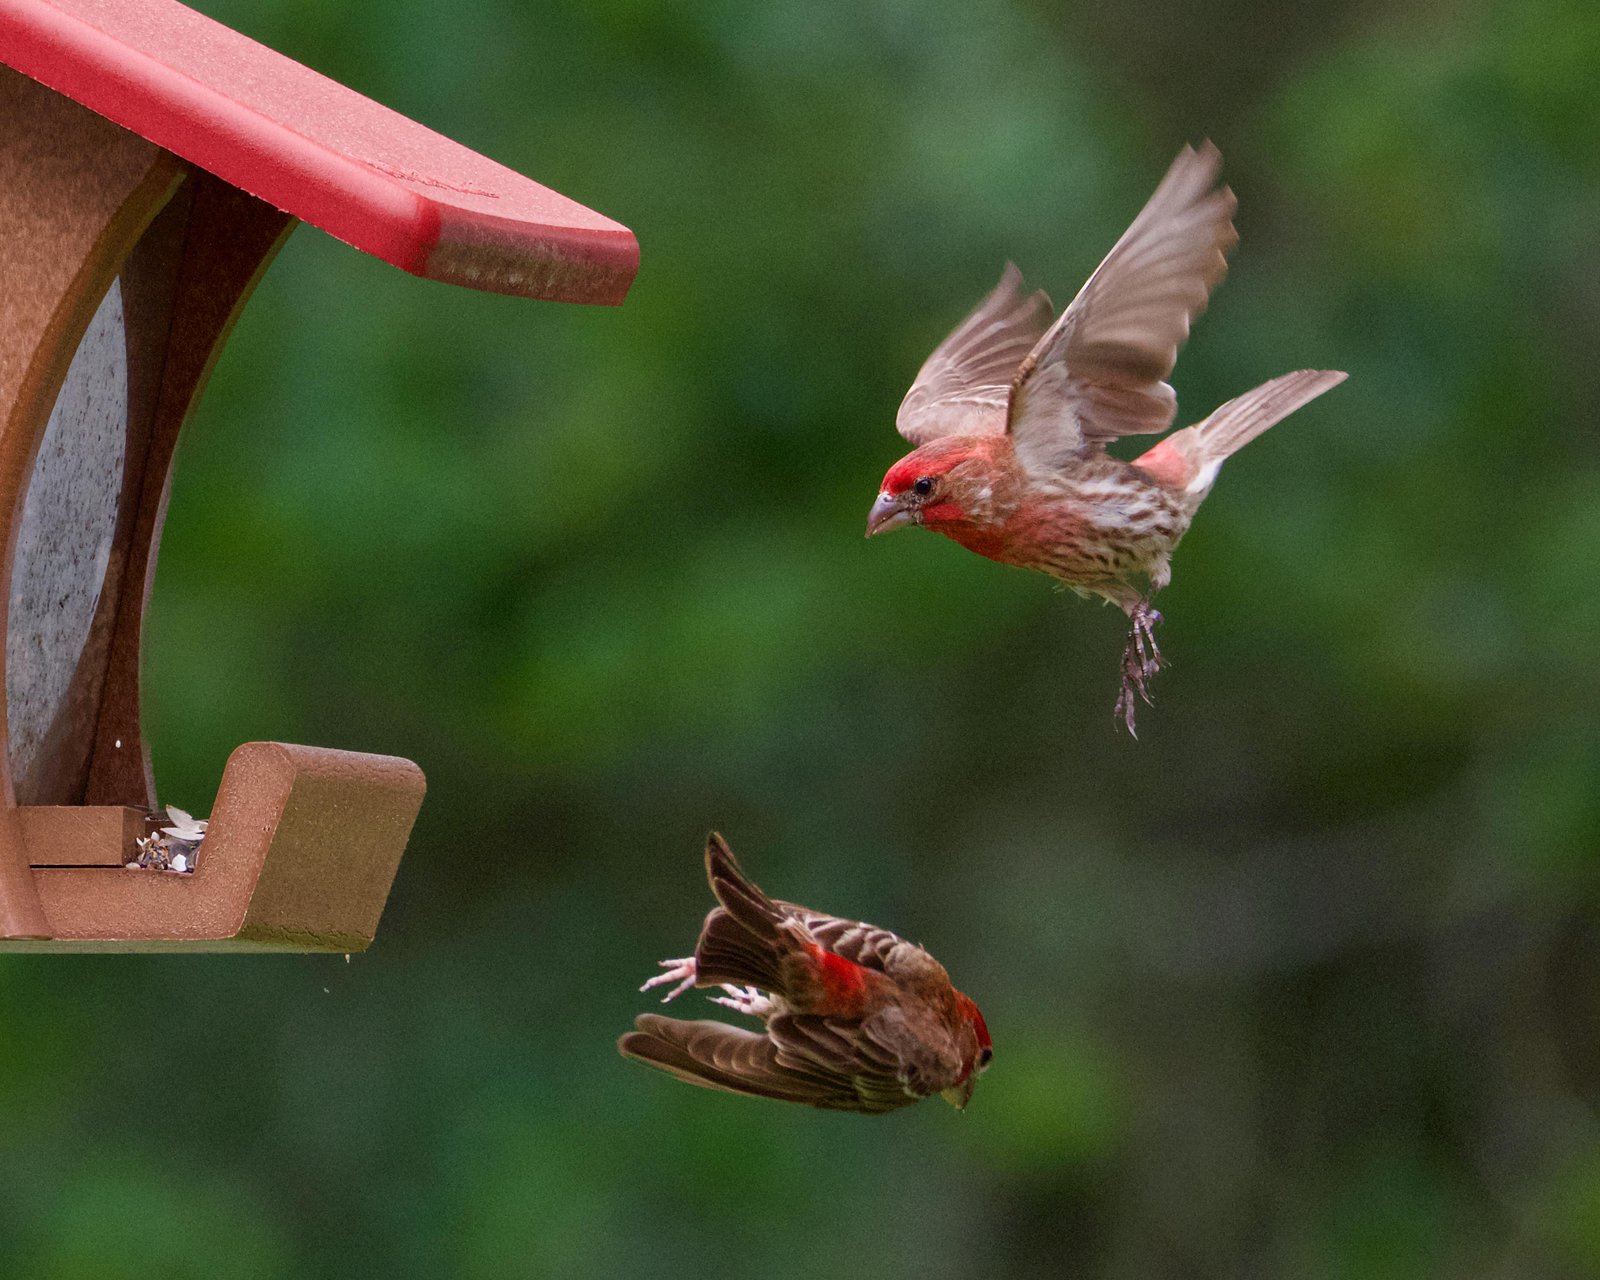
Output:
[{"xmin": 0, "ymin": 0, "xmax": 638, "ymax": 950}]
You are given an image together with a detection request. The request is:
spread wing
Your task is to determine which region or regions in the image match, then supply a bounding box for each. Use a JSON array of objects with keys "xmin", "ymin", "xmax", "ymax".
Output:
[
  {"xmin": 1007, "ymin": 141, "xmax": 1238, "ymax": 474},
  {"xmin": 620, "ymin": 1014, "xmax": 916, "ymax": 1114},
  {"xmin": 768, "ymin": 1013, "xmax": 920, "ymax": 1109},
  {"xmin": 773, "ymin": 1009, "xmax": 965, "ymax": 1102},
  {"xmin": 895, "ymin": 263, "xmax": 1054, "ymax": 445}
]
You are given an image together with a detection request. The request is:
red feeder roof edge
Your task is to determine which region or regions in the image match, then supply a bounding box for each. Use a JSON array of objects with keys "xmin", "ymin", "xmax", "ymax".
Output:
[{"xmin": 0, "ymin": 0, "xmax": 639, "ymax": 303}]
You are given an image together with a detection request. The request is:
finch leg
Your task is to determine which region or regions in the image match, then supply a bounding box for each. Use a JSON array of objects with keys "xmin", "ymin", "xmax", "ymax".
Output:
[
  {"xmin": 641, "ymin": 956, "xmax": 698, "ymax": 1003},
  {"xmin": 709, "ymin": 985, "xmax": 775, "ymax": 1018},
  {"xmin": 1113, "ymin": 602, "xmax": 1165, "ymax": 736},
  {"xmin": 1131, "ymin": 605, "xmax": 1163, "ymax": 677}
]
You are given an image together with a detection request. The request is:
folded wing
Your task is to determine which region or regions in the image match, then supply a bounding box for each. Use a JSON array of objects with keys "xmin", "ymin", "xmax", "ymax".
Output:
[{"xmin": 779, "ymin": 905, "xmax": 908, "ymax": 973}]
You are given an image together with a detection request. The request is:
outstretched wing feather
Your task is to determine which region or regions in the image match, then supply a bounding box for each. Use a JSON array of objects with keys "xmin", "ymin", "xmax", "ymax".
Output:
[
  {"xmin": 895, "ymin": 263, "xmax": 1054, "ymax": 445},
  {"xmin": 1008, "ymin": 142, "xmax": 1238, "ymax": 473},
  {"xmin": 621, "ymin": 1015, "xmax": 912, "ymax": 1114}
]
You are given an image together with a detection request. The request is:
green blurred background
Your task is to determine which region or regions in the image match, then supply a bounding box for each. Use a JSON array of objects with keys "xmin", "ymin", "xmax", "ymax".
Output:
[{"xmin": 5, "ymin": 0, "xmax": 1600, "ymax": 1274}]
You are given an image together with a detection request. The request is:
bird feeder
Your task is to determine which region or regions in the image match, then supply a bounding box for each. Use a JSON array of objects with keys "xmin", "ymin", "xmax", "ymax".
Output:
[{"xmin": 0, "ymin": 0, "xmax": 638, "ymax": 949}]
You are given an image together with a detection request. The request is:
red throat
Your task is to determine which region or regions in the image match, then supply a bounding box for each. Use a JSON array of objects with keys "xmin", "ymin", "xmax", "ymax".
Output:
[{"xmin": 878, "ymin": 440, "xmax": 1017, "ymax": 560}]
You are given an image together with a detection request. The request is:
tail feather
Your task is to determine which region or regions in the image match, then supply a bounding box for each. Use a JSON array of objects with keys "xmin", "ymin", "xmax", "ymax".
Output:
[
  {"xmin": 696, "ymin": 915, "xmax": 787, "ymax": 992},
  {"xmin": 693, "ymin": 834, "xmax": 795, "ymax": 993},
  {"xmin": 1135, "ymin": 369, "xmax": 1345, "ymax": 499},
  {"xmin": 704, "ymin": 834, "xmax": 784, "ymax": 938},
  {"xmin": 1193, "ymin": 368, "xmax": 1346, "ymax": 461}
]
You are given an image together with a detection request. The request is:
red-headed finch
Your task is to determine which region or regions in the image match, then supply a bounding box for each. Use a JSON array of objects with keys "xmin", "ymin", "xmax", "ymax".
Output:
[
  {"xmin": 866, "ymin": 141, "xmax": 1346, "ymax": 733},
  {"xmin": 619, "ymin": 834, "xmax": 992, "ymax": 1114}
]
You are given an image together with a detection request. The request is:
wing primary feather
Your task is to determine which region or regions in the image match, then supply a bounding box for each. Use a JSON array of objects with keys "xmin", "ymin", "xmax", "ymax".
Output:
[
  {"xmin": 895, "ymin": 263, "xmax": 1054, "ymax": 445},
  {"xmin": 1007, "ymin": 141, "xmax": 1239, "ymax": 474},
  {"xmin": 621, "ymin": 1015, "xmax": 904, "ymax": 1113}
]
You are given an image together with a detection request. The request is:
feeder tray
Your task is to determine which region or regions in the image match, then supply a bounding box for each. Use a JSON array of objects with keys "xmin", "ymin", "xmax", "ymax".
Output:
[{"xmin": 0, "ymin": 0, "xmax": 639, "ymax": 949}]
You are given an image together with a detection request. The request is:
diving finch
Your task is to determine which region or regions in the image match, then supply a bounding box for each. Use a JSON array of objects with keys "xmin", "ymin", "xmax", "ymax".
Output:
[
  {"xmin": 619, "ymin": 834, "xmax": 992, "ymax": 1114},
  {"xmin": 865, "ymin": 142, "xmax": 1346, "ymax": 733}
]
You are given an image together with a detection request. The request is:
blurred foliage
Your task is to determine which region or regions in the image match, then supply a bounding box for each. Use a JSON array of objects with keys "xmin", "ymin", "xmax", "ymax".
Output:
[{"xmin": 3, "ymin": 0, "xmax": 1599, "ymax": 1275}]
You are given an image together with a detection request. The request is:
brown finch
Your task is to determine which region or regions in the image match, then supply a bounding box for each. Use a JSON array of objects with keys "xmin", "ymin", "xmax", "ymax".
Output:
[
  {"xmin": 865, "ymin": 142, "xmax": 1346, "ymax": 733},
  {"xmin": 619, "ymin": 834, "xmax": 993, "ymax": 1114}
]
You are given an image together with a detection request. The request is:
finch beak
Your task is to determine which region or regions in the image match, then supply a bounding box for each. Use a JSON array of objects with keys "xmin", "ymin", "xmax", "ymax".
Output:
[
  {"xmin": 865, "ymin": 492, "xmax": 913, "ymax": 537},
  {"xmin": 940, "ymin": 1076, "xmax": 976, "ymax": 1111}
]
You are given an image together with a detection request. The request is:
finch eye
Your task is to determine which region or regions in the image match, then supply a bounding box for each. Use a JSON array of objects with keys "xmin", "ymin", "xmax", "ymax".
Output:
[
  {"xmin": 977, "ymin": 1046, "xmax": 993, "ymax": 1070},
  {"xmin": 913, "ymin": 476, "xmax": 934, "ymax": 497}
]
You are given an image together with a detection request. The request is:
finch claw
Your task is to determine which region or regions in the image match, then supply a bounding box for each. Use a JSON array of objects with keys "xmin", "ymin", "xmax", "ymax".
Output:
[
  {"xmin": 1115, "ymin": 602, "xmax": 1166, "ymax": 736},
  {"xmin": 710, "ymin": 985, "xmax": 775, "ymax": 1018},
  {"xmin": 1114, "ymin": 684, "xmax": 1140, "ymax": 738},
  {"xmin": 641, "ymin": 956, "xmax": 698, "ymax": 1003}
]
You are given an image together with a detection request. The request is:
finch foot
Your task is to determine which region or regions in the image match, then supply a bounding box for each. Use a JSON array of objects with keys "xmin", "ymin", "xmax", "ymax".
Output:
[
  {"xmin": 1113, "ymin": 603, "xmax": 1165, "ymax": 737},
  {"xmin": 710, "ymin": 985, "xmax": 775, "ymax": 1018},
  {"xmin": 641, "ymin": 956, "xmax": 698, "ymax": 1003}
]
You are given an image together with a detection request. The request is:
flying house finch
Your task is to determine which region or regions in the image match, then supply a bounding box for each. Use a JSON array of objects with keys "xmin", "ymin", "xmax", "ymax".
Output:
[
  {"xmin": 865, "ymin": 142, "xmax": 1346, "ymax": 733},
  {"xmin": 619, "ymin": 834, "xmax": 992, "ymax": 1114}
]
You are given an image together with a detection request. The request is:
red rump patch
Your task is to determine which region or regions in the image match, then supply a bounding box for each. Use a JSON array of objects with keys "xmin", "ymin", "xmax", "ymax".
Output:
[
  {"xmin": 808, "ymin": 943, "xmax": 870, "ymax": 1007},
  {"xmin": 1131, "ymin": 438, "xmax": 1193, "ymax": 490}
]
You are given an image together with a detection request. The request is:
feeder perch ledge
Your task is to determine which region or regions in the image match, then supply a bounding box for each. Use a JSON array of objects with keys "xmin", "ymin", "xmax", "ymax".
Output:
[{"xmin": 0, "ymin": 0, "xmax": 639, "ymax": 949}]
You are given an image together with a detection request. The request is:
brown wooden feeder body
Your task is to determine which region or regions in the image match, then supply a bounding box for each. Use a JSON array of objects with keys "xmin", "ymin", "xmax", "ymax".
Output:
[{"xmin": 0, "ymin": 0, "xmax": 637, "ymax": 949}]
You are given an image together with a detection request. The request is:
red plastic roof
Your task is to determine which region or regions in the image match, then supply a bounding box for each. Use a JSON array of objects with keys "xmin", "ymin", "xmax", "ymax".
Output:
[{"xmin": 0, "ymin": 0, "xmax": 638, "ymax": 303}]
